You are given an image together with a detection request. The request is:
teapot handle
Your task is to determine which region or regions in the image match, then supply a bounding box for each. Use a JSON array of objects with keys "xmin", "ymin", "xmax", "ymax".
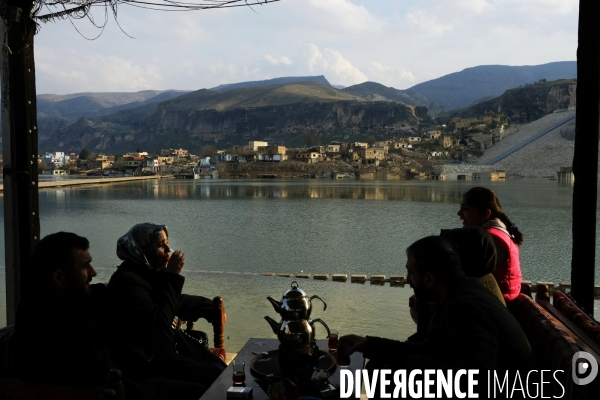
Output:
[
  {"xmin": 311, "ymin": 318, "xmax": 331, "ymax": 338},
  {"xmin": 310, "ymin": 295, "xmax": 327, "ymax": 311}
]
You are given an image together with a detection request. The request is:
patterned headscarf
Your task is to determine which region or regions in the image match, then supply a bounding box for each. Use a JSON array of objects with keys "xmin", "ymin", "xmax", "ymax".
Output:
[{"xmin": 116, "ymin": 223, "xmax": 168, "ymax": 269}]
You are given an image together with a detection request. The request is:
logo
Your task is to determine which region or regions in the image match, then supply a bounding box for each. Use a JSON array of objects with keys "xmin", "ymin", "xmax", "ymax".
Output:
[{"xmin": 572, "ymin": 351, "xmax": 598, "ymax": 385}]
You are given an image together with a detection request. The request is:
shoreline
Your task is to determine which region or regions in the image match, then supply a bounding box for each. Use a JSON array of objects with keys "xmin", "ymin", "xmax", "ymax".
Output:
[{"xmin": 0, "ymin": 175, "xmax": 163, "ymax": 192}]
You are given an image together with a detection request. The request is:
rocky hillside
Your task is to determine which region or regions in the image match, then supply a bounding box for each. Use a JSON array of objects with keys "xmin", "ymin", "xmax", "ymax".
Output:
[
  {"xmin": 442, "ymin": 79, "xmax": 576, "ymax": 123},
  {"xmin": 407, "ymin": 61, "xmax": 576, "ymax": 111},
  {"xmin": 341, "ymin": 81, "xmax": 443, "ymax": 114},
  {"xmin": 38, "ymin": 81, "xmax": 430, "ymax": 154},
  {"xmin": 36, "ymin": 90, "xmax": 189, "ymax": 119}
]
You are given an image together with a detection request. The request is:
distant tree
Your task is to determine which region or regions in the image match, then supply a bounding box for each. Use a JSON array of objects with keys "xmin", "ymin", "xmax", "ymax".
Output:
[
  {"xmin": 200, "ymin": 145, "xmax": 216, "ymax": 157},
  {"xmin": 367, "ymin": 135, "xmax": 376, "ymax": 146},
  {"xmin": 538, "ymin": 78, "xmax": 547, "ymax": 84},
  {"xmin": 79, "ymin": 148, "xmax": 94, "ymax": 160},
  {"xmin": 38, "ymin": 161, "xmax": 53, "ymax": 171}
]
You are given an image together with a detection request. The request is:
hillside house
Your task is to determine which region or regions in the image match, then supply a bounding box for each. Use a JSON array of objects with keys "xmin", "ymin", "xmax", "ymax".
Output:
[
  {"xmin": 296, "ymin": 151, "xmax": 323, "ymax": 164},
  {"xmin": 160, "ymin": 148, "xmax": 187, "ymax": 156},
  {"xmin": 439, "ymin": 136, "xmax": 453, "ymax": 148},
  {"xmin": 326, "ymin": 144, "xmax": 341, "ymax": 153},
  {"xmin": 425, "ymin": 130, "xmax": 442, "ymax": 139},
  {"xmin": 408, "ymin": 136, "xmax": 422, "ymax": 144},
  {"xmin": 358, "ymin": 146, "xmax": 387, "ymax": 161},
  {"xmin": 451, "ymin": 118, "xmax": 474, "ymax": 129},
  {"xmin": 390, "ymin": 141, "xmax": 410, "ymax": 150},
  {"xmin": 125, "ymin": 151, "xmax": 149, "ymax": 157}
]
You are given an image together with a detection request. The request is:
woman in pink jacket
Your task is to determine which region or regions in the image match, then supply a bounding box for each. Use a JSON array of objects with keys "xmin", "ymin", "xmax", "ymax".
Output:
[{"xmin": 458, "ymin": 187, "xmax": 523, "ymax": 301}]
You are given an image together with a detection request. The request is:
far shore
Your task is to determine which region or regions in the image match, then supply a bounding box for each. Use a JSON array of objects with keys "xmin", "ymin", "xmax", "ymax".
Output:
[{"xmin": 0, "ymin": 175, "xmax": 164, "ymax": 192}]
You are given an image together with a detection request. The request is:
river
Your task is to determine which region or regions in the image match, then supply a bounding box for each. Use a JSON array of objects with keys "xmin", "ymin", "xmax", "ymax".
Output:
[{"xmin": 0, "ymin": 178, "xmax": 597, "ymax": 352}]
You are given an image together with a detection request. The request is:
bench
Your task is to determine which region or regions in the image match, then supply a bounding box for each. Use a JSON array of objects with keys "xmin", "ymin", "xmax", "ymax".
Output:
[{"xmin": 509, "ymin": 290, "xmax": 600, "ymax": 399}]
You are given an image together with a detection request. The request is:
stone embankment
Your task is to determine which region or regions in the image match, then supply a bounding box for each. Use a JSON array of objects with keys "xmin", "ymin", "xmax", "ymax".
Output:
[{"xmin": 0, "ymin": 175, "xmax": 162, "ymax": 192}]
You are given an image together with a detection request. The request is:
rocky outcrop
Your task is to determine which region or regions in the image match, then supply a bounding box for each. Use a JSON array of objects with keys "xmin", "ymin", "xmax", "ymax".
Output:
[
  {"xmin": 151, "ymin": 101, "xmax": 423, "ymax": 136},
  {"xmin": 444, "ymin": 80, "xmax": 576, "ymax": 124}
]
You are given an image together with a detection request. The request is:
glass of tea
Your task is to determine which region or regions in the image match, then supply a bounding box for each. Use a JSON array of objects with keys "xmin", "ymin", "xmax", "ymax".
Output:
[
  {"xmin": 232, "ymin": 360, "xmax": 246, "ymax": 386},
  {"xmin": 337, "ymin": 340, "xmax": 351, "ymax": 367},
  {"xmin": 328, "ymin": 330, "xmax": 339, "ymax": 353}
]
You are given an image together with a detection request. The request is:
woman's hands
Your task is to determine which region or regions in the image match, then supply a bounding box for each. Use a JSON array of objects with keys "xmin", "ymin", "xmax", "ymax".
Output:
[{"xmin": 166, "ymin": 250, "xmax": 185, "ymax": 274}]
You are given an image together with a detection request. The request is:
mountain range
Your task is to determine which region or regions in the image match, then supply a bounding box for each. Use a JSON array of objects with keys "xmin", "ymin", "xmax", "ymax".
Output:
[{"xmin": 0, "ymin": 61, "xmax": 579, "ymax": 153}]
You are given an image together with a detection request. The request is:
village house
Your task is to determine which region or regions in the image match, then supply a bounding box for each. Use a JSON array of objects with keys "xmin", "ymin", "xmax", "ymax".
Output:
[
  {"xmin": 358, "ymin": 146, "xmax": 387, "ymax": 161},
  {"xmin": 296, "ymin": 151, "xmax": 323, "ymax": 164},
  {"xmin": 124, "ymin": 151, "xmax": 149, "ymax": 158},
  {"xmin": 439, "ymin": 136, "xmax": 453, "ymax": 148},
  {"xmin": 408, "ymin": 136, "xmax": 422, "ymax": 144},
  {"xmin": 326, "ymin": 144, "xmax": 341, "ymax": 153},
  {"xmin": 160, "ymin": 148, "xmax": 188, "ymax": 156},
  {"xmin": 41, "ymin": 152, "xmax": 69, "ymax": 168},
  {"xmin": 390, "ymin": 141, "xmax": 410, "ymax": 150},
  {"xmin": 124, "ymin": 156, "xmax": 145, "ymax": 167},
  {"xmin": 424, "ymin": 130, "xmax": 442, "ymax": 140},
  {"xmin": 451, "ymin": 117, "xmax": 474, "ymax": 129}
]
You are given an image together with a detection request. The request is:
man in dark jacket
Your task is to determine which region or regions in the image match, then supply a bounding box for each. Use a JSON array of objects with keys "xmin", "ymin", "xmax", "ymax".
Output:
[
  {"xmin": 14, "ymin": 232, "xmax": 113, "ymax": 387},
  {"xmin": 340, "ymin": 236, "xmax": 536, "ymax": 396}
]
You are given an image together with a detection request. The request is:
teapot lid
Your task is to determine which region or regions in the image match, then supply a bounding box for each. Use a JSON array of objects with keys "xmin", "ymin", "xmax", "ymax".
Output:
[{"xmin": 282, "ymin": 281, "xmax": 307, "ymax": 298}]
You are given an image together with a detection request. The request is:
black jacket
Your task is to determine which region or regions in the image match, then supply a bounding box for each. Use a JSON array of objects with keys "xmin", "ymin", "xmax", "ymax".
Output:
[{"xmin": 105, "ymin": 260, "xmax": 214, "ymax": 362}]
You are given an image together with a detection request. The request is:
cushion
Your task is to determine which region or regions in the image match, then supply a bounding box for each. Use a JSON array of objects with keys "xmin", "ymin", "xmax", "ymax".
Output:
[{"xmin": 553, "ymin": 290, "xmax": 600, "ymax": 346}]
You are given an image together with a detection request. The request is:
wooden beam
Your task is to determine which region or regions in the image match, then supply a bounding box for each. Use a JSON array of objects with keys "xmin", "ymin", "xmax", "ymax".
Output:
[
  {"xmin": 1, "ymin": 2, "xmax": 40, "ymax": 324},
  {"xmin": 571, "ymin": 0, "xmax": 600, "ymax": 315}
]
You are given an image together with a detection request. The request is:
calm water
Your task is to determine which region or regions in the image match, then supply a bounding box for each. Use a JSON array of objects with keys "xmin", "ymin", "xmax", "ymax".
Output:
[{"xmin": 0, "ymin": 178, "xmax": 597, "ymax": 351}]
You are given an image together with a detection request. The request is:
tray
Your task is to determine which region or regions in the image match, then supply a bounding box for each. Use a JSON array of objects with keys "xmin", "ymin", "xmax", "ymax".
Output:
[{"xmin": 250, "ymin": 349, "xmax": 336, "ymax": 378}]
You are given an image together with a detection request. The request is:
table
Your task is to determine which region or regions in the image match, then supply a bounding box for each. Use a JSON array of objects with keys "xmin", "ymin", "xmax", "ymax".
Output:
[{"xmin": 200, "ymin": 338, "xmax": 364, "ymax": 399}]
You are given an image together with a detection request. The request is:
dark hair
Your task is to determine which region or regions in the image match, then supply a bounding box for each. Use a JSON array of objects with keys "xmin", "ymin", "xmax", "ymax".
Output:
[
  {"xmin": 29, "ymin": 232, "xmax": 90, "ymax": 291},
  {"xmin": 462, "ymin": 187, "xmax": 523, "ymax": 246},
  {"xmin": 406, "ymin": 236, "xmax": 462, "ymax": 284},
  {"xmin": 440, "ymin": 227, "xmax": 497, "ymax": 278}
]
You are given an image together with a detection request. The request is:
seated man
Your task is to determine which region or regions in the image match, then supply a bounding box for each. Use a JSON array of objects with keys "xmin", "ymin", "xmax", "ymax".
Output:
[
  {"xmin": 14, "ymin": 232, "xmax": 114, "ymax": 387},
  {"xmin": 340, "ymin": 236, "xmax": 536, "ymax": 394}
]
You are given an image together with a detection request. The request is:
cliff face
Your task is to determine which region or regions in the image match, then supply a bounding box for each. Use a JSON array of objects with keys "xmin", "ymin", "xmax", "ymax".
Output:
[
  {"xmin": 445, "ymin": 80, "xmax": 576, "ymax": 123},
  {"xmin": 38, "ymin": 100, "xmax": 425, "ymax": 154},
  {"xmin": 151, "ymin": 101, "xmax": 422, "ymax": 134}
]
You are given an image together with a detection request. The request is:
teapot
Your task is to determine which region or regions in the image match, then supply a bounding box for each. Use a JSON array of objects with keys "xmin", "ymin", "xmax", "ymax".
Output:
[
  {"xmin": 264, "ymin": 316, "xmax": 331, "ymax": 348},
  {"xmin": 267, "ymin": 281, "xmax": 327, "ymax": 320}
]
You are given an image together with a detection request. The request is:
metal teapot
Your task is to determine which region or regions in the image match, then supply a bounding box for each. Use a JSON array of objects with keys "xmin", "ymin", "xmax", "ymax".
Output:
[
  {"xmin": 267, "ymin": 281, "xmax": 327, "ymax": 320},
  {"xmin": 264, "ymin": 316, "xmax": 331, "ymax": 348}
]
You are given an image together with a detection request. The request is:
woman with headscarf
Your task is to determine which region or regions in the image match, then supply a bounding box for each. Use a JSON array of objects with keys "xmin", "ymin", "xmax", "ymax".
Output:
[{"xmin": 105, "ymin": 223, "xmax": 226, "ymax": 399}]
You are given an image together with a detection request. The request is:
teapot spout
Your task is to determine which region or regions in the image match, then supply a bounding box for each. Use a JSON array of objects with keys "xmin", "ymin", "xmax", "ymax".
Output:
[
  {"xmin": 267, "ymin": 296, "xmax": 282, "ymax": 313},
  {"xmin": 264, "ymin": 316, "xmax": 280, "ymax": 335}
]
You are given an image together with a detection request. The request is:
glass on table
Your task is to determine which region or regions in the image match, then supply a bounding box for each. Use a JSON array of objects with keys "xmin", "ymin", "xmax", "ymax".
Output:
[
  {"xmin": 232, "ymin": 359, "xmax": 246, "ymax": 386},
  {"xmin": 337, "ymin": 340, "xmax": 351, "ymax": 367},
  {"xmin": 328, "ymin": 330, "xmax": 339, "ymax": 353}
]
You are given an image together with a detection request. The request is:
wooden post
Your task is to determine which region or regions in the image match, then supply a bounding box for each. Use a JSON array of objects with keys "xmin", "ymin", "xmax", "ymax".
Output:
[
  {"xmin": 212, "ymin": 296, "xmax": 226, "ymax": 349},
  {"xmin": 571, "ymin": 0, "xmax": 600, "ymax": 315},
  {"xmin": 0, "ymin": 1, "xmax": 40, "ymax": 324}
]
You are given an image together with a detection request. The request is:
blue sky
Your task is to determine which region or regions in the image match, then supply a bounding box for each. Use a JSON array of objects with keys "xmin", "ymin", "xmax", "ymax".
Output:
[{"xmin": 33, "ymin": 0, "xmax": 579, "ymax": 94}]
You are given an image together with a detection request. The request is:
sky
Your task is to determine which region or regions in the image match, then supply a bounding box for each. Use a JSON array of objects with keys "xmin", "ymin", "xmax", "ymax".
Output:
[{"xmin": 33, "ymin": 0, "xmax": 579, "ymax": 95}]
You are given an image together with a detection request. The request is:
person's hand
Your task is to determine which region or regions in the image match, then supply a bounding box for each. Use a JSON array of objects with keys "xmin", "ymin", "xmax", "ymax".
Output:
[
  {"xmin": 166, "ymin": 250, "xmax": 185, "ymax": 274},
  {"xmin": 339, "ymin": 334, "xmax": 368, "ymax": 356}
]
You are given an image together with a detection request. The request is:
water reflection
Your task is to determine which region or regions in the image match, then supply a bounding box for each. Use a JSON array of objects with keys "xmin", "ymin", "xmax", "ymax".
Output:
[{"xmin": 33, "ymin": 178, "xmax": 573, "ymax": 207}]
